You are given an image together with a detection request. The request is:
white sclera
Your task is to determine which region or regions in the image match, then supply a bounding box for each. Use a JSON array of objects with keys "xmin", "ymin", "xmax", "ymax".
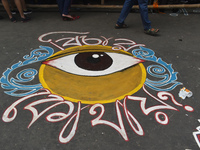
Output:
[{"xmin": 45, "ymin": 52, "xmax": 142, "ymax": 76}]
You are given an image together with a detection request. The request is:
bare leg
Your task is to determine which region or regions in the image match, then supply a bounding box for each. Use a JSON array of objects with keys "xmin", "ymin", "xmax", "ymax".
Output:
[
  {"xmin": 1, "ymin": 0, "xmax": 13, "ymax": 19},
  {"xmin": 20, "ymin": 0, "xmax": 27, "ymax": 11},
  {"xmin": 10, "ymin": 0, "xmax": 27, "ymax": 11},
  {"xmin": 14, "ymin": 0, "xmax": 25, "ymax": 18}
]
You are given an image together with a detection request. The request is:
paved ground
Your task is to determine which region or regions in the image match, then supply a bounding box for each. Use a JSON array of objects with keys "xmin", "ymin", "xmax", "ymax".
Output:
[{"xmin": 0, "ymin": 6, "xmax": 200, "ymax": 150}]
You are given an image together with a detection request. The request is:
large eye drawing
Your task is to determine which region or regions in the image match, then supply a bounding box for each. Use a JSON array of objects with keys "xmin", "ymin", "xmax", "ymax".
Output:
[
  {"xmin": 43, "ymin": 50, "xmax": 143, "ymax": 76},
  {"xmin": 39, "ymin": 45, "xmax": 146, "ymax": 104}
]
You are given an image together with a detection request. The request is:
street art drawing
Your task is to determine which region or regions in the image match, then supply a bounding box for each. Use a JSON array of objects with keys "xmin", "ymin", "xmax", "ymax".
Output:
[
  {"xmin": 193, "ymin": 120, "xmax": 200, "ymax": 148},
  {"xmin": 0, "ymin": 31, "xmax": 195, "ymax": 144},
  {"xmin": 40, "ymin": 45, "xmax": 146, "ymax": 104}
]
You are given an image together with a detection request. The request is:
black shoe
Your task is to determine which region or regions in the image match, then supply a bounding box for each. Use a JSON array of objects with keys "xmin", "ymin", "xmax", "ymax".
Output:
[
  {"xmin": 21, "ymin": 16, "xmax": 31, "ymax": 22},
  {"xmin": 23, "ymin": 9, "xmax": 32, "ymax": 15},
  {"xmin": 115, "ymin": 23, "xmax": 128, "ymax": 29},
  {"xmin": 10, "ymin": 17, "xmax": 17, "ymax": 22},
  {"xmin": 144, "ymin": 28, "xmax": 159, "ymax": 36}
]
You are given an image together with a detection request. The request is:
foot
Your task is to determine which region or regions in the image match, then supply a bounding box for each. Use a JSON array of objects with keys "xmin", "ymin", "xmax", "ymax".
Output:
[
  {"xmin": 115, "ymin": 23, "xmax": 128, "ymax": 29},
  {"xmin": 144, "ymin": 28, "xmax": 159, "ymax": 36},
  {"xmin": 62, "ymin": 14, "xmax": 80, "ymax": 21},
  {"xmin": 10, "ymin": 17, "xmax": 17, "ymax": 23},
  {"xmin": 21, "ymin": 16, "xmax": 31, "ymax": 23}
]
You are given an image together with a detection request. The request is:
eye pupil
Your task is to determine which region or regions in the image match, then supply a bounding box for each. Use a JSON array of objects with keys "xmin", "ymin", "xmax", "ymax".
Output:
[
  {"xmin": 87, "ymin": 54, "xmax": 101, "ymax": 64},
  {"xmin": 75, "ymin": 52, "xmax": 113, "ymax": 71}
]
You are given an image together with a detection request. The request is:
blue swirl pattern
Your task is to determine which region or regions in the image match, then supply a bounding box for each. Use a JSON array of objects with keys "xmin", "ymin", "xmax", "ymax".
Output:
[
  {"xmin": 0, "ymin": 46, "xmax": 54, "ymax": 97},
  {"xmin": 132, "ymin": 46, "xmax": 182, "ymax": 91}
]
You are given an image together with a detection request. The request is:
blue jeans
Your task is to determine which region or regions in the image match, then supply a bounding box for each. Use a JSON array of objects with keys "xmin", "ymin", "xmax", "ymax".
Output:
[
  {"xmin": 117, "ymin": 0, "xmax": 151, "ymax": 30},
  {"xmin": 57, "ymin": 0, "xmax": 71, "ymax": 15}
]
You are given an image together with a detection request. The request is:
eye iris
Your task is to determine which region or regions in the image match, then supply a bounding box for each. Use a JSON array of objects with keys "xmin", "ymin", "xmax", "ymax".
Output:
[{"xmin": 75, "ymin": 52, "xmax": 113, "ymax": 71}]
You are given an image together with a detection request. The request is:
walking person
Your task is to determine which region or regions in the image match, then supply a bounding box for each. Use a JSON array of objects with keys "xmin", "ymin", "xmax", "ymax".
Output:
[
  {"xmin": 115, "ymin": 0, "xmax": 159, "ymax": 36},
  {"xmin": 57, "ymin": 0, "xmax": 80, "ymax": 21}
]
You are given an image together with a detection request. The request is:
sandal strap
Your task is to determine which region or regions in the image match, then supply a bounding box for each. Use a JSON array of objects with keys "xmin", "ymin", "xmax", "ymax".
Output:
[
  {"xmin": 63, "ymin": 15, "xmax": 80, "ymax": 21},
  {"xmin": 10, "ymin": 17, "xmax": 16, "ymax": 22},
  {"xmin": 115, "ymin": 23, "xmax": 128, "ymax": 29},
  {"xmin": 144, "ymin": 28, "xmax": 159, "ymax": 35},
  {"xmin": 150, "ymin": 28, "xmax": 159, "ymax": 32},
  {"xmin": 72, "ymin": 15, "xmax": 80, "ymax": 20}
]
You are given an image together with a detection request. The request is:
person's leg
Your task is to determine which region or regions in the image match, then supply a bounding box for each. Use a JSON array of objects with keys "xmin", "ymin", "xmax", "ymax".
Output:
[
  {"xmin": 20, "ymin": 0, "xmax": 27, "ymax": 10},
  {"xmin": 14, "ymin": 0, "xmax": 25, "ymax": 18},
  {"xmin": 57, "ymin": 0, "xmax": 79, "ymax": 20},
  {"xmin": 139, "ymin": 0, "xmax": 159, "ymax": 35},
  {"xmin": 1, "ymin": 0, "xmax": 13, "ymax": 19},
  {"xmin": 20, "ymin": 0, "xmax": 32, "ymax": 14},
  {"xmin": 57, "ymin": 0, "xmax": 65, "ymax": 15},
  {"xmin": 62, "ymin": 0, "xmax": 72, "ymax": 15},
  {"xmin": 138, "ymin": 0, "xmax": 151, "ymax": 30},
  {"xmin": 14, "ymin": 0, "xmax": 30, "ymax": 22},
  {"xmin": 116, "ymin": 0, "xmax": 135, "ymax": 26}
]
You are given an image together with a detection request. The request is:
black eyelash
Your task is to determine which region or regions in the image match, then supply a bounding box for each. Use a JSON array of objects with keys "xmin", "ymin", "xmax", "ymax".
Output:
[{"xmin": 43, "ymin": 49, "xmax": 132, "ymax": 62}]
